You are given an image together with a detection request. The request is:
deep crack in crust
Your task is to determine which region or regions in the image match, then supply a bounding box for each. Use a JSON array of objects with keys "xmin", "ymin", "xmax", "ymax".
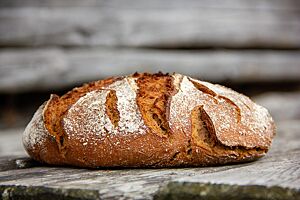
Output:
[
  {"xmin": 106, "ymin": 90, "xmax": 120, "ymax": 128},
  {"xmin": 23, "ymin": 72, "xmax": 276, "ymax": 168},
  {"xmin": 43, "ymin": 77, "xmax": 117, "ymax": 154},
  {"xmin": 136, "ymin": 73, "xmax": 173, "ymax": 138}
]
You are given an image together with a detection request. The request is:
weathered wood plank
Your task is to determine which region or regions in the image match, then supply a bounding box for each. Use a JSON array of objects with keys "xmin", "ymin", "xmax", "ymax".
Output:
[
  {"xmin": 0, "ymin": 128, "xmax": 25, "ymax": 156},
  {"xmin": 0, "ymin": 186, "xmax": 100, "ymax": 200},
  {"xmin": 0, "ymin": 48, "xmax": 300, "ymax": 93},
  {"xmin": 0, "ymin": 5, "xmax": 299, "ymax": 48},
  {"xmin": 155, "ymin": 183, "xmax": 300, "ymax": 200},
  {"xmin": 0, "ymin": 120, "xmax": 299, "ymax": 199},
  {"xmin": 254, "ymin": 92, "xmax": 300, "ymax": 122},
  {"xmin": 0, "ymin": 0, "xmax": 299, "ymax": 10}
]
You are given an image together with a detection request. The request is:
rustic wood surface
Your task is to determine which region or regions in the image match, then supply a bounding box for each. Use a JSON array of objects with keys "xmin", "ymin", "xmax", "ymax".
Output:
[
  {"xmin": 1, "ymin": 48, "xmax": 300, "ymax": 92},
  {"xmin": 0, "ymin": 120, "xmax": 299, "ymax": 199},
  {"xmin": 254, "ymin": 92, "xmax": 300, "ymax": 122},
  {"xmin": 1, "ymin": 0, "xmax": 299, "ymax": 8},
  {"xmin": 0, "ymin": 0, "xmax": 299, "ymax": 48}
]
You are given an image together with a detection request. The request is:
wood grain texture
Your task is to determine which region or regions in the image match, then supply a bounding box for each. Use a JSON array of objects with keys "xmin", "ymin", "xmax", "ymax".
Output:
[
  {"xmin": 0, "ymin": 0, "xmax": 299, "ymax": 48},
  {"xmin": 155, "ymin": 183, "xmax": 300, "ymax": 200},
  {"xmin": 0, "ymin": 0, "xmax": 299, "ymax": 9},
  {"xmin": 1, "ymin": 48, "xmax": 300, "ymax": 93},
  {"xmin": 254, "ymin": 92, "xmax": 300, "ymax": 122},
  {"xmin": 0, "ymin": 128, "xmax": 24, "ymax": 156},
  {"xmin": 0, "ymin": 120, "xmax": 299, "ymax": 199}
]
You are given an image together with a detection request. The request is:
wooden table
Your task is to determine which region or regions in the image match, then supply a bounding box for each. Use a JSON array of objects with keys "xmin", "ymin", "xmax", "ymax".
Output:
[{"xmin": 0, "ymin": 120, "xmax": 299, "ymax": 200}]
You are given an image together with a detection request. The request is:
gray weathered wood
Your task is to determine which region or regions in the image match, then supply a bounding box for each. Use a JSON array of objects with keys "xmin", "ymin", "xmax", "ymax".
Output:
[
  {"xmin": 1, "ymin": 48, "xmax": 300, "ymax": 93},
  {"xmin": 0, "ymin": 0, "xmax": 299, "ymax": 9},
  {"xmin": 254, "ymin": 92, "xmax": 300, "ymax": 122},
  {"xmin": 0, "ymin": 120, "xmax": 299, "ymax": 199},
  {"xmin": 0, "ymin": 128, "xmax": 24, "ymax": 156},
  {"xmin": 155, "ymin": 183, "xmax": 299, "ymax": 200},
  {"xmin": 0, "ymin": 2, "xmax": 299, "ymax": 48}
]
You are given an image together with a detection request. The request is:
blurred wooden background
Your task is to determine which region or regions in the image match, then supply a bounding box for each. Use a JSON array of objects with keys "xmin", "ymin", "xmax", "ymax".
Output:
[
  {"xmin": 0, "ymin": 1, "xmax": 300, "ymax": 199},
  {"xmin": 0, "ymin": 0, "xmax": 300, "ymax": 129}
]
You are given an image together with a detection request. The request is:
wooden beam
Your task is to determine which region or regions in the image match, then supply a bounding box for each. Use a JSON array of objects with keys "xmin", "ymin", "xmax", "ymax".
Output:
[
  {"xmin": 1, "ymin": 0, "xmax": 299, "ymax": 9},
  {"xmin": 254, "ymin": 92, "xmax": 300, "ymax": 122},
  {"xmin": 1, "ymin": 48, "xmax": 300, "ymax": 93},
  {"xmin": 0, "ymin": 2, "xmax": 299, "ymax": 48}
]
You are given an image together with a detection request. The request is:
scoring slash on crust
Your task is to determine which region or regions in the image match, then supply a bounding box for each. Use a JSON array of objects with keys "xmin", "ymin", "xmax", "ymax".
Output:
[
  {"xmin": 169, "ymin": 74, "xmax": 274, "ymax": 149},
  {"xmin": 23, "ymin": 73, "xmax": 276, "ymax": 168},
  {"xmin": 63, "ymin": 77, "xmax": 147, "ymax": 147}
]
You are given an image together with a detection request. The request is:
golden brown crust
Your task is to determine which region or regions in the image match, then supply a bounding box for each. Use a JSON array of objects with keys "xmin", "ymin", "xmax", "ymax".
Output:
[
  {"xmin": 22, "ymin": 100, "xmax": 65, "ymax": 165},
  {"xmin": 43, "ymin": 77, "xmax": 118, "ymax": 154},
  {"xmin": 136, "ymin": 73, "xmax": 174, "ymax": 138},
  {"xmin": 105, "ymin": 90, "xmax": 120, "ymax": 127},
  {"xmin": 23, "ymin": 72, "xmax": 276, "ymax": 168}
]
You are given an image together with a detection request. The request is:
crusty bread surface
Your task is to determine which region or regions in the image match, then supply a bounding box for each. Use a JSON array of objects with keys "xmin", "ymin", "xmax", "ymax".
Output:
[{"xmin": 23, "ymin": 73, "xmax": 275, "ymax": 168}]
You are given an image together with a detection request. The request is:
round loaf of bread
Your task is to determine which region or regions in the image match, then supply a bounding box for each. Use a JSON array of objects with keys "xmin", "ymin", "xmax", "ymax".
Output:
[{"xmin": 23, "ymin": 73, "xmax": 275, "ymax": 168}]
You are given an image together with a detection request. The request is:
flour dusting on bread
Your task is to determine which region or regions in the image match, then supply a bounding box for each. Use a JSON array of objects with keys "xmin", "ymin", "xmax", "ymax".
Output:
[
  {"xmin": 23, "ymin": 102, "xmax": 51, "ymax": 150},
  {"xmin": 63, "ymin": 90, "xmax": 112, "ymax": 145},
  {"xmin": 170, "ymin": 75, "xmax": 274, "ymax": 149},
  {"xmin": 23, "ymin": 72, "xmax": 275, "ymax": 168},
  {"xmin": 191, "ymin": 79, "xmax": 274, "ymax": 147},
  {"xmin": 106, "ymin": 77, "xmax": 147, "ymax": 134},
  {"xmin": 63, "ymin": 77, "xmax": 147, "ymax": 147}
]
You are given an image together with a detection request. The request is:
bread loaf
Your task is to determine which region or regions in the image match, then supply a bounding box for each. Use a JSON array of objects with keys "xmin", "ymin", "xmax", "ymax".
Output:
[{"xmin": 23, "ymin": 73, "xmax": 275, "ymax": 168}]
